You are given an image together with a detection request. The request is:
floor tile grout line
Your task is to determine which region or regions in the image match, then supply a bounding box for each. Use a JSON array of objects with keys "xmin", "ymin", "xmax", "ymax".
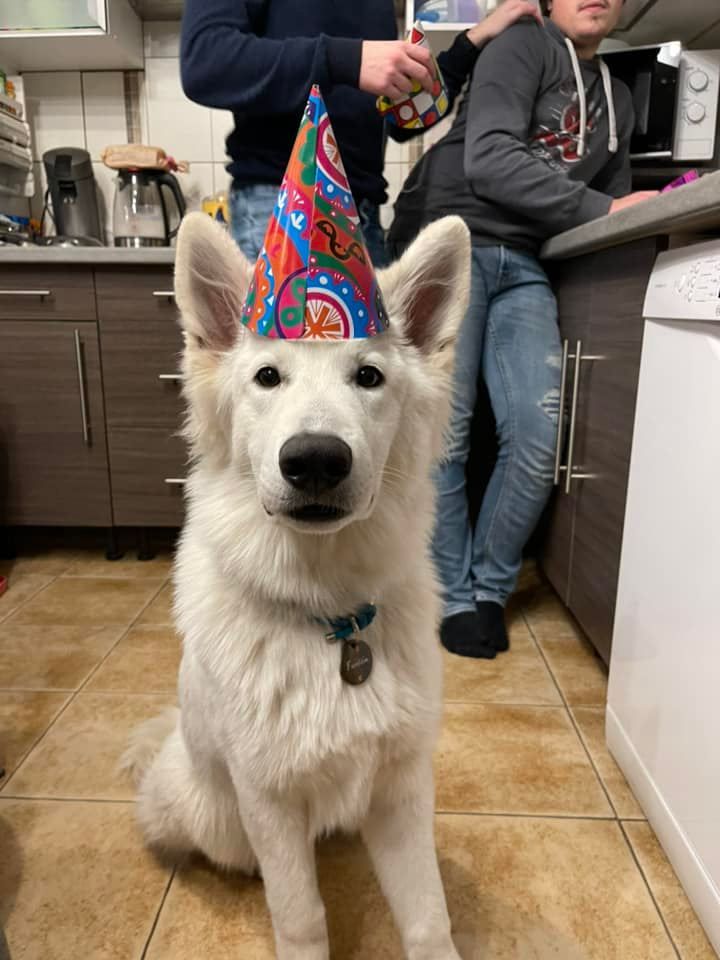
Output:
[
  {"xmin": 140, "ymin": 865, "xmax": 176, "ymax": 960},
  {"xmin": 0, "ymin": 794, "xmax": 135, "ymax": 804},
  {"xmin": 443, "ymin": 699, "xmax": 566, "ymax": 708},
  {"xmin": 55, "ymin": 573, "xmax": 171, "ymax": 581},
  {"xmin": 0, "ymin": 577, "xmax": 169, "ymax": 792},
  {"xmin": 434, "ymin": 809, "xmax": 619, "ymax": 822},
  {"xmin": 3, "ymin": 688, "xmax": 177, "ymax": 697},
  {"xmin": 521, "ymin": 608, "xmax": 619, "ymax": 820},
  {"xmin": 0, "ymin": 572, "xmax": 60, "ymax": 625},
  {"xmin": 564, "ymin": 704, "xmax": 620, "ymax": 819},
  {"xmin": 0, "ymin": 690, "xmax": 74, "ymax": 794},
  {"xmin": 619, "ymin": 820, "xmax": 682, "ymax": 960},
  {"xmin": 72, "ymin": 577, "xmax": 170, "ymax": 697}
]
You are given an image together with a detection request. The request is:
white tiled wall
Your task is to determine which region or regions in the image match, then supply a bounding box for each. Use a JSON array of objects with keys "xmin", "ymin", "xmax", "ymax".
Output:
[
  {"xmin": 15, "ymin": 19, "xmax": 429, "ymax": 242},
  {"xmin": 18, "ymin": 21, "xmax": 232, "ymax": 242}
]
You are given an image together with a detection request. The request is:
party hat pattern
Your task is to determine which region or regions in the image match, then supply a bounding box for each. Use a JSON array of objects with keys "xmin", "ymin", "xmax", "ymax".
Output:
[
  {"xmin": 241, "ymin": 86, "xmax": 389, "ymax": 340},
  {"xmin": 376, "ymin": 22, "xmax": 449, "ymax": 130}
]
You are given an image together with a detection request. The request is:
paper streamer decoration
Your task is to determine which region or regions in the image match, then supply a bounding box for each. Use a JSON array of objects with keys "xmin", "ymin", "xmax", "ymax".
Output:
[
  {"xmin": 241, "ymin": 85, "xmax": 389, "ymax": 340},
  {"xmin": 376, "ymin": 21, "xmax": 449, "ymax": 129}
]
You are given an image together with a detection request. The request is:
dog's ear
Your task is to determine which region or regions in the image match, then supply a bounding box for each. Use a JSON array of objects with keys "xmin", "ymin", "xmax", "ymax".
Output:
[
  {"xmin": 174, "ymin": 212, "xmax": 253, "ymax": 351},
  {"xmin": 380, "ymin": 216, "xmax": 471, "ymax": 363}
]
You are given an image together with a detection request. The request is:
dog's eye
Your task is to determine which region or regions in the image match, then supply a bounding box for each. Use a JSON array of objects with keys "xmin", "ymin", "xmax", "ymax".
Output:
[
  {"xmin": 255, "ymin": 366, "xmax": 281, "ymax": 388},
  {"xmin": 356, "ymin": 366, "xmax": 384, "ymax": 389}
]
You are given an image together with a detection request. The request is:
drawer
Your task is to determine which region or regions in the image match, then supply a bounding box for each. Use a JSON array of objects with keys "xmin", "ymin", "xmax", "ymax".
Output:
[
  {"xmin": 100, "ymin": 314, "xmax": 185, "ymax": 428},
  {"xmin": 0, "ymin": 266, "xmax": 96, "ymax": 321},
  {"xmin": 95, "ymin": 267, "xmax": 176, "ymax": 322},
  {"xmin": 109, "ymin": 428, "xmax": 188, "ymax": 527}
]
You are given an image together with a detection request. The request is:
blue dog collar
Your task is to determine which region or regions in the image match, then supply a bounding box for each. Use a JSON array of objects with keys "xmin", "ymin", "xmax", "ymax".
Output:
[{"xmin": 316, "ymin": 603, "xmax": 377, "ymax": 644}]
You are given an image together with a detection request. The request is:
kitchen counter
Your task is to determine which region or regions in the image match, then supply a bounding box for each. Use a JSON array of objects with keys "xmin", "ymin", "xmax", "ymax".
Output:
[
  {"xmin": 0, "ymin": 246, "xmax": 176, "ymax": 265},
  {"xmin": 541, "ymin": 169, "xmax": 720, "ymax": 261},
  {"xmin": 2, "ymin": 167, "xmax": 719, "ymax": 266}
]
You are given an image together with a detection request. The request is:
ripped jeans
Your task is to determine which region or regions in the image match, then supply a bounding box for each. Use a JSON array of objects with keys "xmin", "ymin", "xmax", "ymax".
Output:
[{"xmin": 434, "ymin": 245, "xmax": 562, "ymax": 614}]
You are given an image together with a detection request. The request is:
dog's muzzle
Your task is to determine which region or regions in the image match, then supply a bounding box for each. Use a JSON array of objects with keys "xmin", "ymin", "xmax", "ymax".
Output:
[{"xmin": 277, "ymin": 432, "xmax": 353, "ymax": 524}]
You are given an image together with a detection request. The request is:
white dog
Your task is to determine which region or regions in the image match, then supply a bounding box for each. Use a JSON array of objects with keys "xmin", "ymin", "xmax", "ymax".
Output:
[{"xmin": 123, "ymin": 211, "xmax": 471, "ymax": 960}]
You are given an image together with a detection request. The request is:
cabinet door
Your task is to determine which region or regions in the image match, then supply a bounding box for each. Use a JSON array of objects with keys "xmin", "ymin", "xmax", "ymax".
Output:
[
  {"xmin": 109, "ymin": 428, "xmax": 187, "ymax": 527},
  {"xmin": 0, "ymin": 321, "xmax": 112, "ymax": 526},
  {"xmin": 566, "ymin": 238, "xmax": 661, "ymax": 662},
  {"xmin": 540, "ymin": 257, "xmax": 592, "ymax": 603}
]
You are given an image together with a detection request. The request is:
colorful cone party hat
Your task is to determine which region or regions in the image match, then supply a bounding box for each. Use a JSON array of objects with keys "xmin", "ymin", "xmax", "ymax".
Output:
[
  {"xmin": 241, "ymin": 86, "xmax": 389, "ymax": 341},
  {"xmin": 376, "ymin": 22, "xmax": 449, "ymax": 130}
]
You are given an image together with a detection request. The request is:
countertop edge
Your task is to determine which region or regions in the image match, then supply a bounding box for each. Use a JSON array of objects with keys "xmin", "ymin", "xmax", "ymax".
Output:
[
  {"xmin": 541, "ymin": 170, "xmax": 720, "ymax": 261},
  {"xmin": 0, "ymin": 247, "xmax": 177, "ymax": 265}
]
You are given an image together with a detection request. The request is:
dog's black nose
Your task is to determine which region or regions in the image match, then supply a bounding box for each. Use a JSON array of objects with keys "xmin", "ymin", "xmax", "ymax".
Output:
[{"xmin": 279, "ymin": 433, "xmax": 353, "ymax": 495}]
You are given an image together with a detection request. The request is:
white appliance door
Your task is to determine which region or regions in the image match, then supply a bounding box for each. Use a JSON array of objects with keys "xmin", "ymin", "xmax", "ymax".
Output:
[{"xmin": 608, "ymin": 317, "xmax": 720, "ymax": 953}]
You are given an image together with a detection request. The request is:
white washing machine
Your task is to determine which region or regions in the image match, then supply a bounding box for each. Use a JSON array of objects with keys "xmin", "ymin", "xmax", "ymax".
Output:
[{"xmin": 608, "ymin": 239, "xmax": 720, "ymax": 953}]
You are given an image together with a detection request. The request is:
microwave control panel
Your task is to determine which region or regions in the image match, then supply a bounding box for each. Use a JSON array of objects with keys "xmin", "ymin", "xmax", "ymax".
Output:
[{"xmin": 673, "ymin": 50, "xmax": 720, "ymax": 161}]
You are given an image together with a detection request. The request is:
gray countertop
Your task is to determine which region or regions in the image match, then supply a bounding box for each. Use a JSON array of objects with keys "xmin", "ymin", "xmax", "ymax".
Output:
[
  {"xmin": 0, "ymin": 245, "xmax": 176, "ymax": 265},
  {"xmin": 541, "ymin": 169, "xmax": 720, "ymax": 260},
  {"xmin": 1, "ymin": 168, "xmax": 719, "ymax": 266}
]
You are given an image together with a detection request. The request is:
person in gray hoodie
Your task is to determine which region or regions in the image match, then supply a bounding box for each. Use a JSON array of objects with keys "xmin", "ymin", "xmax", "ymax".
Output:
[{"xmin": 388, "ymin": 0, "xmax": 656, "ymax": 659}]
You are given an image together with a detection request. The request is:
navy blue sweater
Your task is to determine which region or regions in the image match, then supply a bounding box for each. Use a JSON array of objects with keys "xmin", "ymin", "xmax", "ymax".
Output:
[{"xmin": 181, "ymin": 0, "xmax": 480, "ymax": 205}]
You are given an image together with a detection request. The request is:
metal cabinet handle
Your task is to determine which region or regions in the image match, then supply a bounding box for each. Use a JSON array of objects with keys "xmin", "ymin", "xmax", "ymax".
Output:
[
  {"xmin": 157, "ymin": 373, "xmax": 182, "ymax": 382},
  {"xmin": 563, "ymin": 344, "xmax": 605, "ymax": 494},
  {"xmin": 164, "ymin": 478, "xmax": 186, "ymax": 485},
  {"xmin": 73, "ymin": 329, "xmax": 90, "ymax": 447},
  {"xmin": 152, "ymin": 290, "xmax": 175, "ymax": 299},
  {"xmin": 553, "ymin": 339, "xmax": 570, "ymax": 486},
  {"xmin": 564, "ymin": 339, "xmax": 583, "ymax": 495},
  {"xmin": 0, "ymin": 289, "xmax": 51, "ymax": 299}
]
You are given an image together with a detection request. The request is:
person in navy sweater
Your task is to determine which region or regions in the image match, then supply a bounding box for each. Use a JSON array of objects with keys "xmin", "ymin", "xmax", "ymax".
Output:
[{"xmin": 180, "ymin": 0, "xmax": 540, "ymax": 265}]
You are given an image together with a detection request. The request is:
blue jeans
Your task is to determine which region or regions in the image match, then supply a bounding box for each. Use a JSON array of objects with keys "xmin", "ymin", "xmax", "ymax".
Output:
[
  {"xmin": 435, "ymin": 245, "xmax": 562, "ymax": 615},
  {"xmin": 229, "ymin": 183, "xmax": 388, "ymax": 268}
]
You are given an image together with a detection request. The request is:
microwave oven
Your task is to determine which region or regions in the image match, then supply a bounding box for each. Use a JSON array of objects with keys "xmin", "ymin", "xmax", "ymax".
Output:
[{"xmin": 602, "ymin": 44, "xmax": 720, "ymax": 163}]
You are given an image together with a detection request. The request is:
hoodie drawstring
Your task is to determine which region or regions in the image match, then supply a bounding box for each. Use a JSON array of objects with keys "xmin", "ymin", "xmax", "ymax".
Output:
[
  {"xmin": 564, "ymin": 36, "xmax": 618, "ymax": 157},
  {"xmin": 599, "ymin": 57, "xmax": 619, "ymax": 154}
]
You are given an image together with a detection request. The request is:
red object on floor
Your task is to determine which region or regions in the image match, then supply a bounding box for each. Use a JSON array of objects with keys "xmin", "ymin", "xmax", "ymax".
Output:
[{"xmin": 0, "ymin": 576, "xmax": 7, "ymax": 597}]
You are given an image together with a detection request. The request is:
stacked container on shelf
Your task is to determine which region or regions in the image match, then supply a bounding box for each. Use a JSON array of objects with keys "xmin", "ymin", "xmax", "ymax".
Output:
[{"xmin": 0, "ymin": 72, "xmax": 34, "ymax": 204}]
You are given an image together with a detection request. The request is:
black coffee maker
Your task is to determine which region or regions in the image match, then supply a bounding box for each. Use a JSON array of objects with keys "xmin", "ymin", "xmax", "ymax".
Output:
[{"xmin": 43, "ymin": 147, "xmax": 103, "ymax": 243}]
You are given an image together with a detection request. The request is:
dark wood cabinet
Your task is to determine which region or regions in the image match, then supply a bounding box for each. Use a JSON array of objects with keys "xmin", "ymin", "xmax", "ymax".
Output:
[
  {"xmin": 0, "ymin": 262, "xmax": 186, "ymax": 532},
  {"xmin": 108, "ymin": 428, "xmax": 187, "ymax": 527},
  {"xmin": 95, "ymin": 267, "xmax": 186, "ymax": 526},
  {"xmin": 0, "ymin": 267, "xmax": 96, "ymax": 321},
  {"xmin": 0, "ymin": 320, "xmax": 112, "ymax": 526},
  {"xmin": 543, "ymin": 237, "xmax": 664, "ymax": 663}
]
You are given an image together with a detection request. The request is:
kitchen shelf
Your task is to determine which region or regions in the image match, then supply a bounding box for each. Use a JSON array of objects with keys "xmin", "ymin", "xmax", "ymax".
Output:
[
  {"xmin": 0, "ymin": 77, "xmax": 34, "ymax": 199},
  {"xmin": 0, "ymin": 170, "xmax": 35, "ymax": 199},
  {"xmin": 0, "ymin": 92, "xmax": 23, "ymax": 121},
  {"xmin": 0, "ymin": 142, "xmax": 32, "ymax": 171},
  {"xmin": 0, "ymin": 114, "xmax": 30, "ymax": 149}
]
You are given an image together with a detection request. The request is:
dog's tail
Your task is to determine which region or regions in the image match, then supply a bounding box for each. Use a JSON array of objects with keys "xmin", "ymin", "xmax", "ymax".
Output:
[{"xmin": 119, "ymin": 706, "xmax": 179, "ymax": 786}]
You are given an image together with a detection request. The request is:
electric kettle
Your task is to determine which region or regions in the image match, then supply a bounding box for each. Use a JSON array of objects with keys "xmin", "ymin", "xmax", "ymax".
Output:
[{"xmin": 112, "ymin": 168, "xmax": 186, "ymax": 247}]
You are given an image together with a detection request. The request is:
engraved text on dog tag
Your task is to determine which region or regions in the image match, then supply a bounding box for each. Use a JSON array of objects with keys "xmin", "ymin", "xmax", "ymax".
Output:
[{"xmin": 340, "ymin": 639, "xmax": 373, "ymax": 685}]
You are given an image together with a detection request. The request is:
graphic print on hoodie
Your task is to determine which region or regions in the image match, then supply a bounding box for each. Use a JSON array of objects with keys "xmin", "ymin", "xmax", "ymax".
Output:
[
  {"xmin": 389, "ymin": 19, "xmax": 635, "ymax": 254},
  {"xmin": 531, "ymin": 80, "xmax": 605, "ymax": 168}
]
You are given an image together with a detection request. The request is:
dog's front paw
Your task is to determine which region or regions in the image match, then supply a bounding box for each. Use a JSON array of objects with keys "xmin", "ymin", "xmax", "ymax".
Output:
[
  {"xmin": 275, "ymin": 939, "xmax": 329, "ymax": 960},
  {"xmin": 407, "ymin": 936, "xmax": 462, "ymax": 960}
]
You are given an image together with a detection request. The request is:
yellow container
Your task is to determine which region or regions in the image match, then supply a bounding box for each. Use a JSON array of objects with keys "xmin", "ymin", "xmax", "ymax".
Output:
[{"xmin": 202, "ymin": 193, "xmax": 229, "ymax": 226}]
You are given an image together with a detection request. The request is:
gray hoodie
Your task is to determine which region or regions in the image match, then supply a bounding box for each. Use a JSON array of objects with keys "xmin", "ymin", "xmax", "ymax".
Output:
[{"xmin": 388, "ymin": 19, "xmax": 634, "ymax": 254}]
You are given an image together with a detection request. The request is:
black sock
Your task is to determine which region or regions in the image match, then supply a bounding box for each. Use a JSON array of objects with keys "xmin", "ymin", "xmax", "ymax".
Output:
[
  {"xmin": 475, "ymin": 601, "xmax": 509, "ymax": 652},
  {"xmin": 440, "ymin": 611, "xmax": 497, "ymax": 660}
]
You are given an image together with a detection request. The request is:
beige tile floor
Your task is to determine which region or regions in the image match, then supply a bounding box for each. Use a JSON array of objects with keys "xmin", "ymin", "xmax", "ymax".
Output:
[{"xmin": 0, "ymin": 543, "xmax": 716, "ymax": 959}]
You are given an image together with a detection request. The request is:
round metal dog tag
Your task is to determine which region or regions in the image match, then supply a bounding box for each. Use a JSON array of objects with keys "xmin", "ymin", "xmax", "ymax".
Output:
[{"xmin": 340, "ymin": 640, "xmax": 373, "ymax": 685}]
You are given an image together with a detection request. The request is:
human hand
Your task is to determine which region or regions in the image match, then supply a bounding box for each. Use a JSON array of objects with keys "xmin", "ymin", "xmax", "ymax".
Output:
[
  {"xmin": 360, "ymin": 40, "xmax": 435, "ymax": 100},
  {"xmin": 466, "ymin": 0, "xmax": 544, "ymax": 48},
  {"xmin": 609, "ymin": 191, "xmax": 659, "ymax": 214}
]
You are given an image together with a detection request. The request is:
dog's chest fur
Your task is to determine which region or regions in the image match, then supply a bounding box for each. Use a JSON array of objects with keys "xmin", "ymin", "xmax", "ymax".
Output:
[{"xmin": 175, "ymin": 544, "xmax": 442, "ymax": 836}]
